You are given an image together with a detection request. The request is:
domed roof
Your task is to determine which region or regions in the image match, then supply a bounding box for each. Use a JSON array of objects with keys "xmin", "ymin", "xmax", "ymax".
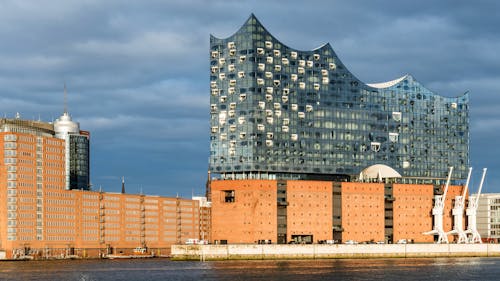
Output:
[
  {"xmin": 360, "ymin": 164, "xmax": 402, "ymax": 180},
  {"xmin": 54, "ymin": 112, "xmax": 80, "ymax": 138}
]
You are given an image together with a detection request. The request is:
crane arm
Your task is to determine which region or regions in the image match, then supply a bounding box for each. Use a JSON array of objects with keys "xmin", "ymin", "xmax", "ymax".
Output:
[
  {"xmin": 441, "ymin": 166, "xmax": 454, "ymax": 203},
  {"xmin": 461, "ymin": 167, "xmax": 472, "ymax": 205},
  {"xmin": 474, "ymin": 168, "xmax": 487, "ymax": 207}
]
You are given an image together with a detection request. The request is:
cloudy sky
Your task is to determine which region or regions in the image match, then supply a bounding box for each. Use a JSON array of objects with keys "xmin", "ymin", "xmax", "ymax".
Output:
[{"xmin": 1, "ymin": 0, "xmax": 499, "ymax": 197}]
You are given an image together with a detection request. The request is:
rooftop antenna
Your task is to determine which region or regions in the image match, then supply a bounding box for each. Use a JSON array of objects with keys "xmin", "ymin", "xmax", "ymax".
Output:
[
  {"xmin": 121, "ymin": 176, "xmax": 126, "ymax": 194},
  {"xmin": 64, "ymin": 82, "xmax": 68, "ymax": 114},
  {"xmin": 205, "ymin": 170, "xmax": 212, "ymax": 201}
]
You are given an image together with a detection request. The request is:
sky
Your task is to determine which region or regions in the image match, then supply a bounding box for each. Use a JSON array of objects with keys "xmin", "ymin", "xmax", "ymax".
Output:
[{"xmin": 0, "ymin": 0, "xmax": 499, "ymax": 197}]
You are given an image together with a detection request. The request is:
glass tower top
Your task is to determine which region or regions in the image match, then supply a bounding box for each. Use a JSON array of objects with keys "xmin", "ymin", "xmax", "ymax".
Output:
[{"xmin": 209, "ymin": 14, "xmax": 469, "ymax": 182}]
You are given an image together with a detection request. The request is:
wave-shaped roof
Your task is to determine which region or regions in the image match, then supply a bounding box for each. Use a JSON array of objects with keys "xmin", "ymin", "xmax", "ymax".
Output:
[
  {"xmin": 367, "ymin": 75, "xmax": 409, "ymax": 89},
  {"xmin": 212, "ymin": 14, "xmax": 468, "ymax": 100}
]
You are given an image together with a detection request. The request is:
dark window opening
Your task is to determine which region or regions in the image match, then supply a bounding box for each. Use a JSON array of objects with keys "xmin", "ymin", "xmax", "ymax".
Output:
[{"xmin": 224, "ymin": 190, "xmax": 235, "ymax": 203}]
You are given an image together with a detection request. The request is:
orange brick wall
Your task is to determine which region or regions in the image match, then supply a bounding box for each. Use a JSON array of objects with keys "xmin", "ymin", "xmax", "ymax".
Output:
[
  {"xmin": 341, "ymin": 182, "xmax": 385, "ymax": 242},
  {"xmin": 0, "ymin": 135, "xmax": 6, "ymax": 249},
  {"xmin": 210, "ymin": 180, "xmax": 277, "ymax": 243},
  {"xmin": 393, "ymin": 184, "xmax": 434, "ymax": 242},
  {"xmin": 0, "ymin": 132, "xmax": 67, "ymax": 252},
  {"xmin": 199, "ymin": 206, "xmax": 211, "ymax": 242},
  {"xmin": 0, "ymin": 130, "xmax": 203, "ymax": 258},
  {"xmin": 287, "ymin": 180, "xmax": 332, "ymax": 242},
  {"xmin": 1, "ymin": 188, "xmax": 203, "ymax": 258}
]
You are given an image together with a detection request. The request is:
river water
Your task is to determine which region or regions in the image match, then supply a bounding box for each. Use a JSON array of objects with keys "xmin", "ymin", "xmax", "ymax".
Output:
[{"xmin": 0, "ymin": 257, "xmax": 499, "ymax": 281}]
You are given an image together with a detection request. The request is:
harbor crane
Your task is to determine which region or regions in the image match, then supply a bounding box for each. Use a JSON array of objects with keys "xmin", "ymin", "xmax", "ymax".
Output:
[
  {"xmin": 465, "ymin": 168, "xmax": 487, "ymax": 243},
  {"xmin": 446, "ymin": 167, "xmax": 472, "ymax": 243},
  {"xmin": 424, "ymin": 166, "xmax": 453, "ymax": 243}
]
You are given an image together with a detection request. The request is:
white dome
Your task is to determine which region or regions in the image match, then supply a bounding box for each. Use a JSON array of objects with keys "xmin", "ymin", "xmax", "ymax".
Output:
[
  {"xmin": 54, "ymin": 112, "xmax": 80, "ymax": 139},
  {"xmin": 360, "ymin": 164, "xmax": 402, "ymax": 180}
]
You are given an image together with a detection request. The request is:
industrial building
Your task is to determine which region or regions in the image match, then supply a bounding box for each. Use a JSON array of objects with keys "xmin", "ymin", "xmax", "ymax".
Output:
[
  {"xmin": 208, "ymin": 15, "xmax": 471, "ymax": 244},
  {"xmin": 210, "ymin": 179, "xmax": 464, "ymax": 244}
]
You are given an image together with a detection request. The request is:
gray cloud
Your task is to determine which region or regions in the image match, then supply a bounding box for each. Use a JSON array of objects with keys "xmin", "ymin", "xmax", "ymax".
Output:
[{"xmin": 0, "ymin": 0, "xmax": 499, "ymax": 195}]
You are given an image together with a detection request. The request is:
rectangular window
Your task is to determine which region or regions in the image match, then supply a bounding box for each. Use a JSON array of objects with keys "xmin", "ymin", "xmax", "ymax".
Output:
[{"xmin": 223, "ymin": 190, "xmax": 235, "ymax": 203}]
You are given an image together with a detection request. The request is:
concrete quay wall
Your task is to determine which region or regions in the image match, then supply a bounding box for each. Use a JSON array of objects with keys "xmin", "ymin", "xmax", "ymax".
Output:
[{"xmin": 171, "ymin": 244, "xmax": 500, "ymax": 261}]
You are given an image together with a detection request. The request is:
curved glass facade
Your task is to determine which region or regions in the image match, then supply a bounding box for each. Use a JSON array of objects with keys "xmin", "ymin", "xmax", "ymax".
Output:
[
  {"xmin": 209, "ymin": 14, "xmax": 469, "ymax": 181},
  {"xmin": 69, "ymin": 134, "xmax": 90, "ymax": 190}
]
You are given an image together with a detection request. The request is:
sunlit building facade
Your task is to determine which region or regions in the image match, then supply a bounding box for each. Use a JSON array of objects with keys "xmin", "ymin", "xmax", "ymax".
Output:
[
  {"xmin": 470, "ymin": 193, "xmax": 500, "ymax": 242},
  {"xmin": 0, "ymin": 114, "xmax": 205, "ymax": 259},
  {"xmin": 209, "ymin": 14, "xmax": 469, "ymax": 183},
  {"xmin": 54, "ymin": 112, "xmax": 90, "ymax": 190}
]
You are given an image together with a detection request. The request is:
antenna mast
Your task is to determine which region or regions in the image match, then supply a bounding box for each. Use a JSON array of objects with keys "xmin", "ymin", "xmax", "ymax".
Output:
[{"xmin": 64, "ymin": 83, "xmax": 68, "ymax": 114}]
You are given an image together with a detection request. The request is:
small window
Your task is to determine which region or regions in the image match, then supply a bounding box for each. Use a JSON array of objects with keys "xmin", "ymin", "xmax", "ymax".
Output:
[{"xmin": 224, "ymin": 190, "xmax": 235, "ymax": 203}]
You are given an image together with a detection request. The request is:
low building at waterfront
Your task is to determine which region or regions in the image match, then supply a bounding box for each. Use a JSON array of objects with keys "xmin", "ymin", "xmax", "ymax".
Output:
[
  {"xmin": 210, "ymin": 179, "xmax": 464, "ymax": 244},
  {"xmin": 469, "ymin": 193, "xmax": 500, "ymax": 242}
]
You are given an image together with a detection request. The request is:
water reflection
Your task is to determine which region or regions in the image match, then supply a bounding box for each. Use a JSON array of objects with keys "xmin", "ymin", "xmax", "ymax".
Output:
[{"xmin": 0, "ymin": 257, "xmax": 499, "ymax": 281}]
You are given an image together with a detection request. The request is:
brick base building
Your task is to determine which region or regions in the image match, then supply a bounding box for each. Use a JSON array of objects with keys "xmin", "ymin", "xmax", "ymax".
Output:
[{"xmin": 210, "ymin": 179, "xmax": 465, "ymax": 244}]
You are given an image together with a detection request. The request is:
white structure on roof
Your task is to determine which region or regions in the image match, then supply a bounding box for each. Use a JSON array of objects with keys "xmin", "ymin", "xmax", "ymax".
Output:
[
  {"xmin": 359, "ymin": 164, "xmax": 402, "ymax": 181},
  {"xmin": 367, "ymin": 74, "xmax": 409, "ymax": 89}
]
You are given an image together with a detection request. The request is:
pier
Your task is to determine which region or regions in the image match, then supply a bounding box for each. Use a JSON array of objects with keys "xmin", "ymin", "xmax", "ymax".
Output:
[{"xmin": 171, "ymin": 244, "xmax": 500, "ymax": 261}]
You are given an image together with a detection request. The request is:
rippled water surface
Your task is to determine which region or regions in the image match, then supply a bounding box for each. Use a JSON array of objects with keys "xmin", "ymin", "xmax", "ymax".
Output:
[{"xmin": 0, "ymin": 257, "xmax": 499, "ymax": 281}]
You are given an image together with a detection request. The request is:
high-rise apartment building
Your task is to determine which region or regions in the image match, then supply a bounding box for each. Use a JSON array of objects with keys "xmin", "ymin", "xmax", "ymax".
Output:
[
  {"xmin": 54, "ymin": 112, "xmax": 90, "ymax": 190},
  {"xmin": 0, "ymin": 113, "xmax": 205, "ymax": 259},
  {"xmin": 0, "ymin": 116, "xmax": 67, "ymax": 244},
  {"xmin": 209, "ymin": 14, "xmax": 469, "ymax": 183}
]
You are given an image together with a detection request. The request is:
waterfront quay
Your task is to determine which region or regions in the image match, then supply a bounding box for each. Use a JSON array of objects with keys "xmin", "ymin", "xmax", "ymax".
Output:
[{"xmin": 172, "ymin": 244, "xmax": 500, "ymax": 261}]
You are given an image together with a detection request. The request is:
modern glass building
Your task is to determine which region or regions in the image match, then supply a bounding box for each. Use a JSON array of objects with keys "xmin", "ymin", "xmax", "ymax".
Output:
[
  {"xmin": 209, "ymin": 14, "xmax": 469, "ymax": 182},
  {"xmin": 68, "ymin": 133, "xmax": 90, "ymax": 190},
  {"xmin": 54, "ymin": 111, "xmax": 91, "ymax": 190}
]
